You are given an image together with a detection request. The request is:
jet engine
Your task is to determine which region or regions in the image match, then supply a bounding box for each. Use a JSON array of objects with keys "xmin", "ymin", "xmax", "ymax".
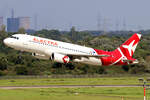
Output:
[
  {"xmin": 51, "ymin": 53, "xmax": 70, "ymax": 63},
  {"xmin": 32, "ymin": 53, "xmax": 49, "ymax": 60}
]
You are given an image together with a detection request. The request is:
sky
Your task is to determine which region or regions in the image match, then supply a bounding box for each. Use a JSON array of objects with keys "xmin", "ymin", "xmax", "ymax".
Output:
[{"xmin": 0, "ymin": 0, "xmax": 150, "ymax": 31}]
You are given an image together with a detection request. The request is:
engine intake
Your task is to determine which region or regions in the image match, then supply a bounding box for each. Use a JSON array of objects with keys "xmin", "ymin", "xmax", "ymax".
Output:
[{"xmin": 51, "ymin": 53, "xmax": 70, "ymax": 63}]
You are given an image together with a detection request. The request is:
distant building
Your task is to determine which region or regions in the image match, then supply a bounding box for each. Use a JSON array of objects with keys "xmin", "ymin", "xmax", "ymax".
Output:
[
  {"xmin": 0, "ymin": 17, "xmax": 3, "ymax": 30},
  {"xmin": 7, "ymin": 9, "xmax": 20, "ymax": 32},
  {"xmin": 19, "ymin": 17, "xmax": 30, "ymax": 30},
  {"xmin": 7, "ymin": 18, "xmax": 19, "ymax": 32},
  {"xmin": 7, "ymin": 9, "xmax": 30, "ymax": 32},
  {"xmin": 7, "ymin": 17, "xmax": 30, "ymax": 32}
]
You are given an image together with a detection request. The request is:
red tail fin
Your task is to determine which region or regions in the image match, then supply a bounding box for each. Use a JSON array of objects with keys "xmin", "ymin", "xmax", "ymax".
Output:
[{"xmin": 119, "ymin": 33, "xmax": 141, "ymax": 58}]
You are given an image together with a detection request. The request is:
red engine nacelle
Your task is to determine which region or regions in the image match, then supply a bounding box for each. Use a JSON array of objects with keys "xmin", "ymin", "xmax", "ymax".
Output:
[{"xmin": 51, "ymin": 53, "xmax": 70, "ymax": 63}]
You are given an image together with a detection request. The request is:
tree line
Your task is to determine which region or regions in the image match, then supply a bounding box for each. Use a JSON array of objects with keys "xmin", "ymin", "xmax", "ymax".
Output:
[{"xmin": 0, "ymin": 27, "xmax": 150, "ymax": 76}]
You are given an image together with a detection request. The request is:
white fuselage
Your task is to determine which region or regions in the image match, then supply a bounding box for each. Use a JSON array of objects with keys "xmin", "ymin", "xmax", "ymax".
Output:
[{"xmin": 3, "ymin": 34, "xmax": 102, "ymax": 65}]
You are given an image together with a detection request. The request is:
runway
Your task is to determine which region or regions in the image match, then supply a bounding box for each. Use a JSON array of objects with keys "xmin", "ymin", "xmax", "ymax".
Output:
[{"xmin": 0, "ymin": 85, "xmax": 143, "ymax": 89}]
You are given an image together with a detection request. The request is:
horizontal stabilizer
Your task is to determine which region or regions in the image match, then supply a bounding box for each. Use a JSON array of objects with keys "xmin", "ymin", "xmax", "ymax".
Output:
[{"xmin": 122, "ymin": 58, "xmax": 139, "ymax": 64}]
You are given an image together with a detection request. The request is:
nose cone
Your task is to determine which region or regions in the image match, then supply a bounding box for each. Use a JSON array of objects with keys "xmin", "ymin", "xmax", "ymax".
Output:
[
  {"xmin": 3, "ymin": 38, "xmax": 8, "ymax": 45},
  {"xmin": 3, "ymin": 38, "xmax": 13, "ymax": 46}
]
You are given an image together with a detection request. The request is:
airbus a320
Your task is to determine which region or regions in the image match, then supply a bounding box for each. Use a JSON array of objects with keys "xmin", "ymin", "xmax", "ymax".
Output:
[{"xmin": 3, "ymin": 33, "xmax": 141, "ymax": 66}]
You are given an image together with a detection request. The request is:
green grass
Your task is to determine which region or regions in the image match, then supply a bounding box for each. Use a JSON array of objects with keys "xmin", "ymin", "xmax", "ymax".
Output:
[
  {"xmin": 0, "ymin": 77, "xmax": 146, "ymax": 86},
  {"xmin": 0, "ymin": 87, "xmax": 148, "ymax": 100},
  {"xmin": 0, "ymin": 76, "xmax": 149, "ymax": 100}
]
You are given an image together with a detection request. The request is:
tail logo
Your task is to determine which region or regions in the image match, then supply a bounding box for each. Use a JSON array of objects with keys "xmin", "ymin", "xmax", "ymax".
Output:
[{"xmin": 122, "ymin": 40, "xmax": 135, "ymax": 56}]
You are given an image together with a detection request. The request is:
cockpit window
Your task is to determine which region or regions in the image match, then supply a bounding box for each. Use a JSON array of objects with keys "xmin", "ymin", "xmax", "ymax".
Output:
[{"xmin": 10, "ymin": 36, "xmax": 19, "ymax": 40}]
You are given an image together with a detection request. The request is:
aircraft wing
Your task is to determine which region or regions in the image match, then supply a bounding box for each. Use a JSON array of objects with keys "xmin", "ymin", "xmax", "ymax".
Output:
[{"xmin": 66, "ymin": 53, "xmax": 110, "ymax": 59}]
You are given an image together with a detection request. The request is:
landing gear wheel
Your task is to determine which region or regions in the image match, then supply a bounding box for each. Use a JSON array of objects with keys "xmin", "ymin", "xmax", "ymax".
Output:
[{"xmin": 65, "ymin": 63, "xmax": 75, "ymax": 70}]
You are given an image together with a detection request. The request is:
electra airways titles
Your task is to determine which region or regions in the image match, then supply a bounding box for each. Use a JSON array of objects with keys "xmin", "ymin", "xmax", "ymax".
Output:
[{"xmin": 3, "ymin": 33, "xmax": 141, "ymax": 66}]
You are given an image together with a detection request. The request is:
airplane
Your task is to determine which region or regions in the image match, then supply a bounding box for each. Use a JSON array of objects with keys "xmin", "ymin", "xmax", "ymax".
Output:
[{"xmin": 3, "ymin": 33, "xmax": 141, "ymax": 66}]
